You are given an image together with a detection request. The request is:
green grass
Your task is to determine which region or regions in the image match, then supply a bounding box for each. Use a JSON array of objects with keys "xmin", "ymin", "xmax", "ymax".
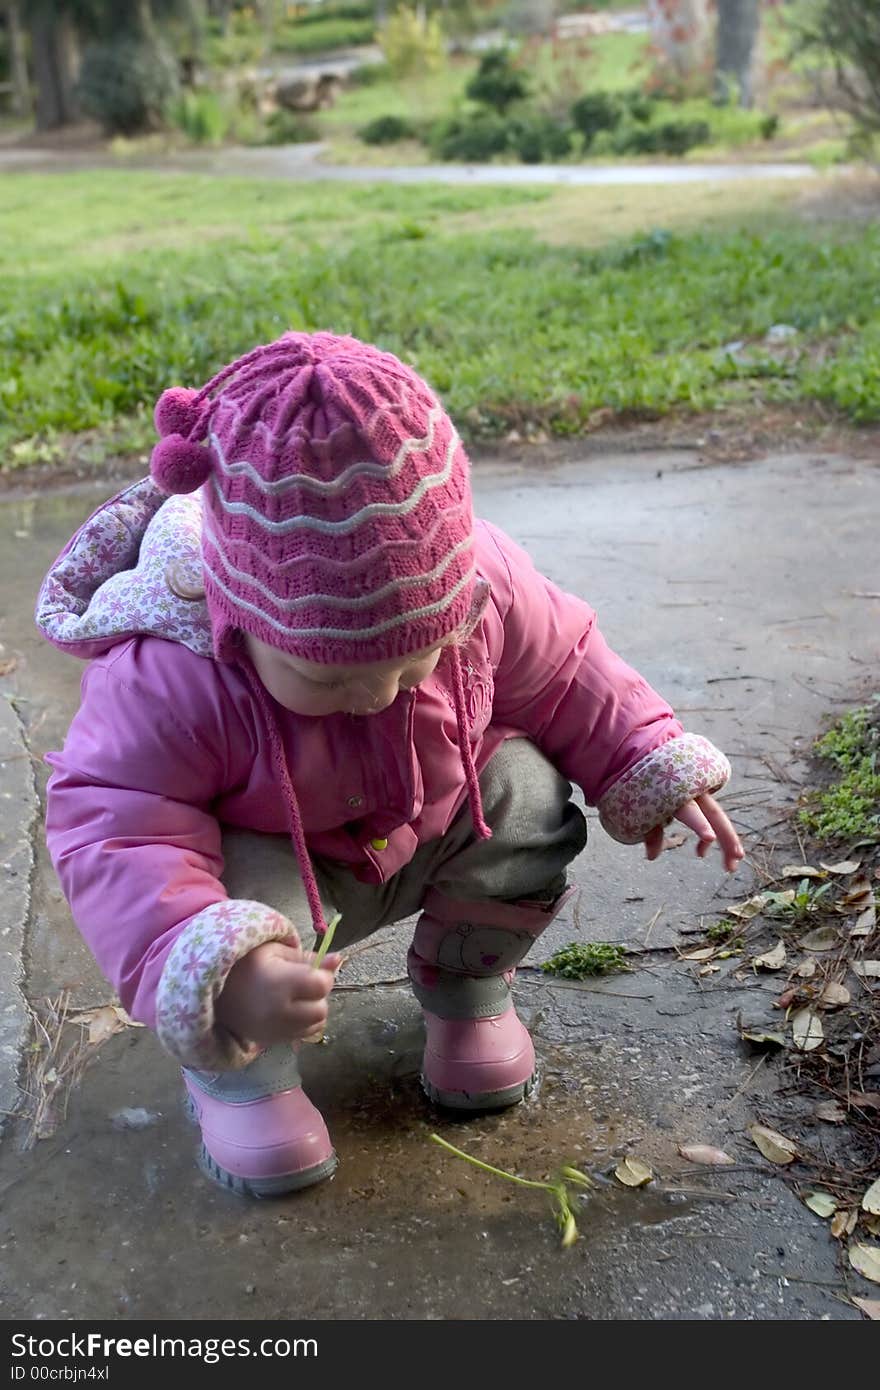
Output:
[
  {"xmin": 799, "ymin": 701, "xmax": 880, "ymax": 845},
  {"xmin": 541, "ymin": 941, "xmax": 630, "ymax": 979},
  {"xmin": 2, "ymin": 170, "xmax": 880, "ymax": 469}
]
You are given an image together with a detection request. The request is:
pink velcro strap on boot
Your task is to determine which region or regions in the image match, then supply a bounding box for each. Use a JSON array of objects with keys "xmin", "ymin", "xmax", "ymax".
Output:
[{"xmin": 412, "ymin": 884, "xmax": 576, "ymax": 976}]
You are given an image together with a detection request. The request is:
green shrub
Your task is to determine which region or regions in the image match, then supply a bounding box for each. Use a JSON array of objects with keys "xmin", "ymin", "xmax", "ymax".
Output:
[
  {"xmin": 349, "ymin": 61, "xmax": 394, "ymax": 86},
  {"xmin": 379, "ymin": 5, "xmax": 445, "ymax": 78},
  {"xmin": 614, "ymin": 118, "xmax": 711, "ymax": 155},
  {"xmin": 78, "ymin": 37, "xmax": 179, "ymax": 135},
  {"xmin": 259, "ymin": 110, "xmax": 321, "ymax": 146},
  {"xmin": 170, "ymin": 90, "xmax": 229, "ymax": 146},
  {"xmin": 465, "ymin": 48, "xmax": 530, "ymax": 114},
  {"xmin": 359, "ymin": 114, "xmax": 418, "ymax": 145},
  {"xmin": 570, "ymin": 91, "xmax": 623, "ymax": 145},
  {"xmin": 293, "ymin": 3, "xmax": 374, "ymax": 26},
  {"xmin": 509, "ymin": 112, "xmax": 572, "ymax": 163},
  {"xmin": 273, "ymin": 18, "xmax": 376, "ymax": 54},
  {"xmin": 429, "ymin": 111, "xmax": 511, "ymax": 160}
]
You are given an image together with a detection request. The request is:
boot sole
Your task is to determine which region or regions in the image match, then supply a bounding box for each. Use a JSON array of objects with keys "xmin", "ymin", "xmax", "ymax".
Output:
[
  {"xmin": 184, "ymin": 1095, "xmax": 338, "ymax": 1197},
  {"xmin": 421, "ymin": 1069, "xmax": 537, "ymax": 1112}
]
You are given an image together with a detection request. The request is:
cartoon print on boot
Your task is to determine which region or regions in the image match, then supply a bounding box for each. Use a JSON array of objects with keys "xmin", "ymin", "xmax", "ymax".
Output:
[{"xmin": 435, "ymin": 925, "xmax": 534, "ymax": 976}]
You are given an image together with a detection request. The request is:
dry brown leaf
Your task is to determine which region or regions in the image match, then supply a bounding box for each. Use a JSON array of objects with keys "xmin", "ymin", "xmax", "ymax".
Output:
[
  {"xmin": 750, "ymin": 1124, "xmax": 797, "ymax": 1164},
  {"xmin": 799, "ymin": 925, "xmax": 839, "ymax": 953},
  {"xmin": 862, "ymin": 1179, "xmax": 880, "ymax": 1215},
  {"xmin": 820, "ymin": 860, "xmax": 862, "ymax": 876},
  {"xmin": 864, "ymin": 1216, "xmax": 880, "ymax": 1238},
  {"xmin": 848, "ymin": 1243, "xmax": 880, "ymax": 1284},
  {"xmin": 792, "ymin": 1007, "xmax": 824, "ymax": 1052},
  {"xmin": 796, "ymin": 959, "xmax": 818, "ymax": 978},
  {"xmin": 815, "ymin": 1100, "xmax": 847, "ymax": 1124},
  {"xmin": 681, "ymin": 946, "xmax": 716, "ymax": 962},
  {"xmin": 741, "ymin": 1028, "xmax": 787, "ymax": 1047},
  {"xmin": 804, "ymin": 1191, "xmax": 837, "ymax": 1218},
  {"xmin": 0, "ymin": 656, "xmax": 19, "ymax": 677},
  {"xmin": 852, "ymin": 1092, "xmax": 880, "ymax": 1112},
  {"xmin": 842, "ymin": 877, "xmax": 874, "ymax": 907},
  {"xmin": 728, "ymin": 894, "xmax": 768, "ymax": 922},
  {"xmin": 819, "ymin": 981, "xmax": 851, "ymax": 1008},
  {"xmin": 851, "ymin": 905, "xmax": 876, "ymax": 937},
  {"xmin": 753, "ymin": 940, "xmax": 786, "ymax": 971},
  {"xmin": 851, "ymin": 1297, "xmax": 880, "ymax": 1320},
  {"xmin": 852, "ymin": 961, "xmax": 880, "ymax": 979},
  {"xmin": 698, "ymin": 962, "xmax": 721, "ymax": 976},
  {"xmin": 67, "ymin": 1003, "xmax": 143, "ymax": 1047},
  {"xmin": 781, "ymin": 864, "xmax": 823, "ymax": 879},
  {"xmin": 831, "ymin": 1210, "xmax": 850, "ymax": 1239},
  {"xmin": 614, "ymin": 1156, "xmax": 653, "ymax": 1188},
  {"xmin": 678, "ymin": 1144, "xmax": 735, "ymax": 1166}
]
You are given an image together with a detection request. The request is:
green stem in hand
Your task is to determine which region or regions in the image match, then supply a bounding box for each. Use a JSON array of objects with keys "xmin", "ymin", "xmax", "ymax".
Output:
[{"xmin": 312, "ymin": 911, "xmax": 341, "ymax": 970}]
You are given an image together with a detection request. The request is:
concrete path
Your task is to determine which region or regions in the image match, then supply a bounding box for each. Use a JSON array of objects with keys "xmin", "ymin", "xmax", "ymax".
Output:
[
  {"xmin": 0, "ymin": 446, "xmax": 877, "ymax": 1320},
  {"xmin": 0, "ymin": 140, "xmax": 817, "ymax": 185}
]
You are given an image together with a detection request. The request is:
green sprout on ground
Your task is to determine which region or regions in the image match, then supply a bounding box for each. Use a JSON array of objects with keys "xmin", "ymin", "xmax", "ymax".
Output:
[
  {"xmin": 540, "ymin": 941, "xmax": 631, "ymax": 980},
  {"xmin": 430, "ymin": 1133, "xmax": 594, "ymax": 1248},
  {"xmin": 799, "ymin": 699, "xmax": 880, "ymax": 845},
  {"xmin": 705, "ymin": 919, "xmax": 745, "ymax": 947},
  {"xmin": 765, "ymin": 878, "xmax": 834, "ymax": 921}
]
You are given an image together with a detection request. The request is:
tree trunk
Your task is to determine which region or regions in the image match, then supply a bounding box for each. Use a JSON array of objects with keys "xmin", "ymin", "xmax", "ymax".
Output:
[
  {"xmin": 648, "ymin": 0, "xmax": 711, "ymax": 83},
  {"xmin": 715, "ymin": 0, "xmax": 760, "ymax": 108},
  {"xmin": 28, "ymin": 6, "xmax": 80, "ymax": 130},
  {"xmin": 6, "ymin": 0, "xmax": 32, "ymax": 117}
]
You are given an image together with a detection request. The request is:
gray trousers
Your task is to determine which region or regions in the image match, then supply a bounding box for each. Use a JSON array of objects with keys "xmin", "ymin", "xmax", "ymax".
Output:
[{"xmin": 221, "ymin": 739, "xmax": 587, "ymax": 953}]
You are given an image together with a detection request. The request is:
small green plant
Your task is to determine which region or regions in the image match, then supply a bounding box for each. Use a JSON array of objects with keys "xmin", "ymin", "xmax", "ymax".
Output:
[
  {"xmin": 541, "ymin": 941, "xmax": 630, "ymax": 979},
  {"xmin": 570, "ymin": 91, "xmax": 623, "ymax": 146},
  {"xmin": 706, "ymin": 920, "xmax": 744, "ymax": 948},
  {"xmin": 431, "ymin": 1133, "xmax": 594, "ymax": 1248},
  {"xmin": 78, "ymin": 36, "xmax": 179, "ymax": 135},
  {"xmin": 466, "ymin": 49, "xmax": 530, "ymax": 114},
  {"xmin": 799, "ymin": 700, "xmax": 880, "ymax": 844},
  {"xmin": 359, "ymin": 114, "xmax": 418, "ymax": 145},
  {"xmin": 765, "ymin": 878, "xmax": 834, "ymax": 920}
]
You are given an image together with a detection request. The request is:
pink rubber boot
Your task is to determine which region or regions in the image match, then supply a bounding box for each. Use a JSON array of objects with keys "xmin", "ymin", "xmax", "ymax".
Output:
[
  {"xmin": 183, "ymin": 1044, "xmax": 337, "ymax": 1197},
  {"xmin": 408, "ymin": 885, "xmax": 574, "ymax": 1111}
]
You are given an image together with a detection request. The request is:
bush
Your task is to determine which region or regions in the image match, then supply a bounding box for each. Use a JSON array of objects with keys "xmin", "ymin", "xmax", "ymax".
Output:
[
  {"xmin": 379, "ymin": 5, "xmax": 445, "ymax": 78},
  {"xmin": 273, "ymin": 18, "xmax": 376, "ymax": 55},
  {"xmin": 429, "ymin": 112, "xmax": 511, "ymax": 161},
  {"xmin": 509, "ymin": 112, "xmax": 572, "ymax": 163},
  {"xmin": 78, "ymin": 37, "xmax": 179, "ymax": 135},
  {"xmin": 258, "ymin": 110, "xmax": 321, "ymax": 146},
  {"xmin": 571, "ymin": 91, "xmax": 622, "ymax": 143},
  {"xmin": 465, "ymin": 49, "xmax": 530, "ymax": 114},
  {"xmin": 170, "ymin": 90, "xmax": 228, "ymax": 146},
  {"xmin": 349, "ymin": 61, "xmax": 394, "ymax": 86},
  {"xmin": 359, "ymin": 114, "xmax": 418, "ymax": 145},
  {"xmin": 613, "ymin": 118, "xmax": 711, "ymax": 156}
]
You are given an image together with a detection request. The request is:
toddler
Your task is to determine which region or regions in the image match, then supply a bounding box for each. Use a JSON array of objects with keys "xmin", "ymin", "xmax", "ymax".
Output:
[{"xmin": 37, "ymin": 331, "xmax": 742, "ymax": 1197}]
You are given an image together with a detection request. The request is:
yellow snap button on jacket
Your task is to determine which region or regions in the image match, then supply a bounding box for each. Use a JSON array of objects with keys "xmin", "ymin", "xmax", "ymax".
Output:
[{"xmin": 369, "ymin": 837, "xmax": 389, "ymax": 851}]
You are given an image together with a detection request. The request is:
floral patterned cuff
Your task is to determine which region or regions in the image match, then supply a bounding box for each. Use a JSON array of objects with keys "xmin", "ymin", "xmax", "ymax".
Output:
[
  {"xmin": 598, "ymin": 734, "xmax": 731, "ymax": 845},
  {"xmin": 155, "ymin": 900, "xmax": 298, "ymax": 1070}
]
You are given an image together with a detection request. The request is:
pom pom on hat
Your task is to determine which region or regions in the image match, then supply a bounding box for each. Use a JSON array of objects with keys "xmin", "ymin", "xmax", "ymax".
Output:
[
  {"xmin": 154, "ymin": 386, "xmax": 201, "ymax": 439},
  {"xmin": 151, "ymin": 434, "xmax": 215, "ymax": 495}
]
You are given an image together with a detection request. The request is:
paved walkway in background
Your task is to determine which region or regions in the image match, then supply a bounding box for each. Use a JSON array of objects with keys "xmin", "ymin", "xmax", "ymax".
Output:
[
  {"xmin": 0, "ymin": 446, "xmax": 876, "ymax": 1320},
  {"xmin": 0, "ymin": 140, "xmax": 817, "ymax": 185}
]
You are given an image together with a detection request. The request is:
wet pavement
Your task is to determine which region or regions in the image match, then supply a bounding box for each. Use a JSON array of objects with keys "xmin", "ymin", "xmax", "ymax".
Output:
[{"xmin": 1, "ymin": 446, "xmax": 877, "ymax": 1319}]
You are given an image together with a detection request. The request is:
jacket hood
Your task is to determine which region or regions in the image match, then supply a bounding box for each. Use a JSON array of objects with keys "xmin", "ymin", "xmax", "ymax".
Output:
[{"xmin": 35, "ymin": 477, "xmax": 213, "ymax": 660}]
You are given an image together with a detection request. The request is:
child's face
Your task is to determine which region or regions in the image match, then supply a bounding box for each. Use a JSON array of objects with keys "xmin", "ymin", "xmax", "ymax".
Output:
[{"xmin": 243, "ymin": 633, "xmax": 445, "ymax": 717}]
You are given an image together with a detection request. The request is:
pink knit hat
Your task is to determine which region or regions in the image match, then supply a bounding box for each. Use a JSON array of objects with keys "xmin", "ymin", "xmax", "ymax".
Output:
[
  {"xmin": 150, "ymin": 332, "xmax": 490, "ymax": 938},
  {"xmin": 151, "ymin": 331, "xmax": 477, "ymax": 667}
]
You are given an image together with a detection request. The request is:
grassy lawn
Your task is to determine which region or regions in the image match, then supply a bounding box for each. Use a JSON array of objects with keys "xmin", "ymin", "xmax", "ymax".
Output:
[{"xmin": 2, "ymin": 169, "xmax": 878, "ymax": 472}]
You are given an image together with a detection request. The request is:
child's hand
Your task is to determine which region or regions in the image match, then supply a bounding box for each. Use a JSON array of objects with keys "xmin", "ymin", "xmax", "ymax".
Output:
[
  {"xmin": 215, "ymin": 939, "xmax": 343, "ymax": 1047},
  {"xmin": 644, "ymin": 793, "xmax": 744, "ymax": 872}
]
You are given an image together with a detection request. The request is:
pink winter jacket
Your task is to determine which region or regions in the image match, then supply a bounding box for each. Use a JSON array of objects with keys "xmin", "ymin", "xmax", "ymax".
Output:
[{"xmin": 37, "ymin": 479, "xmax": 729, "ymax": 1070}]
